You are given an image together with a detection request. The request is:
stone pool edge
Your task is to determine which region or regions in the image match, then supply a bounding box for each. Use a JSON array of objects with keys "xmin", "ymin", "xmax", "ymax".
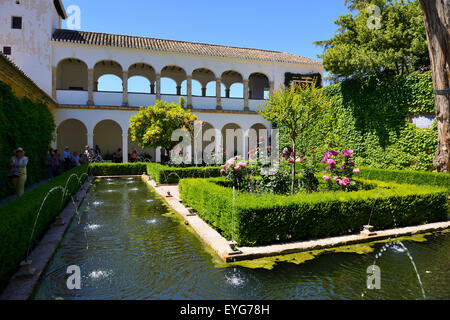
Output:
[
  {"xmin": 143, "ymin": 175, "xmax": 450, "ymax": 263},
  {"xmin": 0, "ymin": 177, "xmax": 94, "ymax": 301}
]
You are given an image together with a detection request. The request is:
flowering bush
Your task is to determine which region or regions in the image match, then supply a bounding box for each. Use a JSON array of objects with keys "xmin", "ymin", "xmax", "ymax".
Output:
[
  {"xmin": 322, "ymin": 149, "xmax": 361, "ymax": 191},
  {"xmin": 220, "ymin": 156, "xmax": 249, "ymax": 189}
]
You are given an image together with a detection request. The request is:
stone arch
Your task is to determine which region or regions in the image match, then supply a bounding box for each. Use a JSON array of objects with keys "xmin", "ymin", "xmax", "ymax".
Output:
[
  {"xmin": 221, "ymin": 123, "xmax": 243, "ymax": 159},
  {"xmin": 249, "ymin": 72, "xmax": 270, "ymax": 99},
  {"xmin": 93, "ymin": 119, "xmax": 123, "ymax": 156},
  {"xmin": 221, "ymin": 70, "xmax": 244, "ymax": 98},
  {"xmin": 56, "ymin": 58, "xmax": 88, "ymax": 90},
  {"xmin": 128, "ymin": 63, "xmax": 156, "ymax": 93},
  {"xmin": 192, "ymin": 68, "xmax": 216, "ymax": 97},
  {"xmin": 161, "ymin": 65, "xmax": 187, "ymax": 95},
  {"xmin": 94, "ymin": 60, "xmax": 123, "ymax": 92},
  {"xmin": 56, "ymin": 119, "xmax": 88, "ymax": 155}
]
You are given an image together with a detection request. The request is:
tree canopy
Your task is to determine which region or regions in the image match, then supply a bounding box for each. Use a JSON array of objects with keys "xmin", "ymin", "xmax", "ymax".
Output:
[
  {"xmin": 315, "ymin": 0, "xmax": 429, "ymax": 81},
  {"xmin": 258, "ymin": 83, "xmax": 329, "ymax": 194},
  {"xmin": 129, "ymin": 98, "xmax": 197, "ymax": 151}
]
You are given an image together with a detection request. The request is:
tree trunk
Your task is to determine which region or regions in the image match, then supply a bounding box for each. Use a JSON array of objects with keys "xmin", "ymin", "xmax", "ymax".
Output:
[
  {"xmin": 291, "ymin": 138, "xmax": 296, "ymax": 195},
  {"xmin": 419, "ymin": 0, "xmax": 450, "ymax": 172}
]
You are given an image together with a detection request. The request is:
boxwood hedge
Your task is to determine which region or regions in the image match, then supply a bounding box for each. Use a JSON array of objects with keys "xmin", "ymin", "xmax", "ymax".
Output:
[
  {"xmin": 0, "ymin": 165, "xmax": 88, "ymax": 290},
  {"xmin": 89, "ymin": 162, "xmax": 148, "ymax": 176},
  {"xmin": 146, "ymin": 163, "xmax": 221, "ymax": 184},
  {"xmin": 179, "ymin": 177, "xmax": 448, "ymax": 247}
]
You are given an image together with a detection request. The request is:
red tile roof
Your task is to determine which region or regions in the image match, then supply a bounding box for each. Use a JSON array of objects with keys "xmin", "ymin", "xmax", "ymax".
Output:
[{"xmin": 52, "ymin": 29, "xmax": 322, "ymax": 65}]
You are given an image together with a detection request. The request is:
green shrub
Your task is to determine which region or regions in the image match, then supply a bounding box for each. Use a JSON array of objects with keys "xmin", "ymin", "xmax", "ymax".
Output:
[
  {"xmin": 358, "ymin": 167, "xmax": 450, "ymax": 192},
  {"xmin": 179, "ymin": 177, "xmax": 448, "ymax": 247},
  {"xmin": 146, "ymin": 163, "xmax": 221, "ymax": 184},
  {"xmin": 0, "ymin": 80, "xmax": 55, "ymax": 198},
  {"xmin": 0, "ymin": 165, "xmax": 88, "ymax": 290},
  {"xmin": 89, "ymin": 163, "xmax": 147, "ymax": 176}
]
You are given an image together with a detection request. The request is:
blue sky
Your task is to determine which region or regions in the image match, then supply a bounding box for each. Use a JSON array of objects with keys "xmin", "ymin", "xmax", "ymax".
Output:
[{"xmin": 61, "ymin": 0, "xmax": 349, "ymax": 92}]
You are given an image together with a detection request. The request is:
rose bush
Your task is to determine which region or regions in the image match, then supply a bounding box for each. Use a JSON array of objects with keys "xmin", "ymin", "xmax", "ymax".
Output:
[{"xmin": 322, "ymin": 149, "xmax": 361, "ymax": 191}]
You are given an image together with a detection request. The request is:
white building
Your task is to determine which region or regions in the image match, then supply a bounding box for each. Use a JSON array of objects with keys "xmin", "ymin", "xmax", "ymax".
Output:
[{"xmin": 0, "ymin": 0, "xmax": 323, "ymax": 163}]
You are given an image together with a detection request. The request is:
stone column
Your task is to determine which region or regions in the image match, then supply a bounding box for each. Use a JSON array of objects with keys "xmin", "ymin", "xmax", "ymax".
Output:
[
  {"xmin": 156, "ymin": 73, "xmax": 161, "ymax": 100},
  {"xmin": 176, "ymin": 85, "xmax": 182, "ymax": 96},
  {"xmin": 225, "ymin": 88, "xmax": 230, "ymax": 98},
  {"xmin": 201, "ymin": 87, "xmax": 207, "ymax": 97},
  {"xmin": 122, "ymin": 134, "xmax": 128, "ymax": 163},
  {"xmin": 52, "ymin": 66, "xmax": 57, "ymax": 100},
  {"xmin": 87, "ymin": 133, "xmax": 94, "ymax": 148},
  {"xmin": 244, "ymin": 80, "xmax": 249, "ymax": 111},
  {"xmin": 242, "ymin": 129, "xmax": 249, "ymax": 160},
  {"xmin": 150, "ymin": 83, "xmax": 155, "ymax": 94},
  {"xmin": 87, "ymin": 69, "xmax": 94, "ymax": 105},
  {"xmin": 187, "ymin": 75, "xmax": 193, "ymax": 108},
  {"xmin": 216, "ymin": 78, "xmax": 222, "ymax": 110},
  {"xmin": 122, "ymin": 71, "xmax": 128, "ymax": 106}
]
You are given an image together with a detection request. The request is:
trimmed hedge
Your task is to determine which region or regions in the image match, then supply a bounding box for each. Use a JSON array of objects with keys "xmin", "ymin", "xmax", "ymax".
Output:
[
  {"xmin": 146, "ymin": 163, "xmax": 221, "ymax": 184},
  {"xmin": 0, "ymin": 165, "xmax": 88, "ymax": 290},
  {"xmin": 359, "ymin": 167, "xmax": 450, "ymax": 192},
  {"xmin": 89, "ymin": 163, "xmax": 148, "ymax": 176},
  {"xmin": 179, "ymin": 177, "xmax": 448, "ymax": 246},
  {"xmin": 0, "ymin": 80, "xmax": 55, "ymax": 198}
]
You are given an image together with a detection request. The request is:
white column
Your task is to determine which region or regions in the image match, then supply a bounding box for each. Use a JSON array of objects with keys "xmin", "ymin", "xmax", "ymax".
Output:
[
  {"xmin": 156, "ymin": 147, "xmax": 161, "ymax": 163},
  {"xmin": 122, "ymin": 134, "xmax": 128, "ymax": 163},
  {"xmin": 87, "ymin": 69, "xmax": 94, "ymax": 105},
  {"xmin": 187, "ymin": 75, "xmax": 192, "ymax": 108},
  {"xmin": 216, "ymin": 78, "xmax": 222, "ymax": 110},
  {"xmin": 87, "ymin": 133, "xmax": 94, "ymax": 148},
  {"xmin": 122, "ymin": 71, "xmax": 128, "ymax": 106},
  {"xmin": 242, "ymin": 129, "xmax": 249, "ymax": 160},
  {"xmin": 156, "ymin": 74, "xmax": 161, "ymax": 101},
  {"xmin": 244, "ymin": 79, "xmax": 249, "ymax": 111}
]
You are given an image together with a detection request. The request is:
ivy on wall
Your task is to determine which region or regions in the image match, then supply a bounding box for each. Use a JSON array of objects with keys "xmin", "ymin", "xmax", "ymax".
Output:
[
  {"xmin": 278, "ymin": 71, "xmax": 437, "ymax": 171},
  {"xmin": 0, "ymin": 80, "xmax": 55, "ymax": 198}
]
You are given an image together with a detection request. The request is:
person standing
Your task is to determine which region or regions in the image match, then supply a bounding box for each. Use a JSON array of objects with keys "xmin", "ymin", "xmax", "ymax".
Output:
[
  {"xmin": 52, "ymin": 149, "xmax": 61, "ymax": 177},
  {"xmin": 113, "ymin": 148, "xmax": 122, "ymax": 163},
  {"xmin": 8, "ymin": 147, "xmax": 28, "ymax": 198},
  {"xmin": 130, "ymin": 150, "xmax": 138, "ymax": 163},
  {"xmin": 71, "ymin": 152, "xmax": 81, "ymax": 167},
  {"xmin": 63, "ymin": 146, "xmax": 71, "ymax": 171},
  {"xmin": 45, "ymin": 148, "xmax": 54, "ymax": 180}
]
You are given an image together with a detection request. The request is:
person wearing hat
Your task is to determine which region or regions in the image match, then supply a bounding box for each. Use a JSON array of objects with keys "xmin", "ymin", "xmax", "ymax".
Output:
[{"xmin": 8, "ymin": 147, "xmax": 29, "ymax": 197}]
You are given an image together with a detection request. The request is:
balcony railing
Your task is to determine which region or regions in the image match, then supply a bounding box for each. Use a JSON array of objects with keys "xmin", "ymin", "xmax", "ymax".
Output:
[{"xmin": 56, "ymin": 90, "xmax": 265, "ymax": 111}]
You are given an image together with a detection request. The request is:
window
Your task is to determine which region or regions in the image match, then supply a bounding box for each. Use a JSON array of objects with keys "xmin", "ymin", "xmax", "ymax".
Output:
[
  {"xmin": 3, "ymin": 47, "xmax": 12, "ymax": 55},
  {"xmin": 11, "ymin": 16, "xmax": 22, "ymax": 29}
]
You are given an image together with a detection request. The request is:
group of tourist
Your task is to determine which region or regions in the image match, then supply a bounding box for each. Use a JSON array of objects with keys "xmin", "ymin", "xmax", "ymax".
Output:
[{"xmin": 46, "ymin": 147, "xmax": 82, "ymax": 179}]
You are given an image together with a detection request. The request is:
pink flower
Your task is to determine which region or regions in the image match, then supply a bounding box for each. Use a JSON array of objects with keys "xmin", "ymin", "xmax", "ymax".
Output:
[
  {"xmin": 340, "ymin": 166, "xmax": 345, "ymax": 170},
  {"xmin": 327, "ymin": 159, "xmax": 336, "ymax": 168},
  {"xmin": 259, "ymin": 136, "xmax": 265, "ymax": 141},
  {"xmin": 334, "ymin": 176, "xmax": 339, "ymax": 182},
  {"xmin": 275, "ymin": 156, "xmax": 280, "ymax": 162},
  {"xmin": 349, "ymin": 161, "xmax": 355, "ymax": 166},
  {"xmin": 289, "ymin": 158, "xmax": 294, "ymax": 164},
  {"xmin": 323, "ymin": 176, "xmax": 331, "ymax": 181},
  {"xmin": 322, "ymin": 171, "xmax": 327, "ymax": 175},
  {"xmin": 322, "ymin": 155, "xmax": 329, "ymax": 164},
  {"xmin": 267, "ymin": 146, "xmax": 272, "ymax": 151},
  {"xmin": 340, "ymin": 177, "xmax": 350, "ymax": 186},
  {"xmin": 353, "ymin": 168, "xmax": 360, "ymax": 174},
  {"xmin": 343, "ymin": 150, "xmax": 354, "ymax": 158},
  {"xmin": 234, "ymin": 165, "xmax": 241, "ymax": 171},
  {"xmin": 239, "ymin": 161, "xmax": 248, "ymax": 168},
  {"xmin": 220, "ymin": 169, "xmax": 226, "ymax": 174}
]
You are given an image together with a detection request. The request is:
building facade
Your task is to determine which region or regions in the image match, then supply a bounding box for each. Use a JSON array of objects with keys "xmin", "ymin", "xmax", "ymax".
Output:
[{"xmin": 0, "ymin": 0, "xmax": 323, "ymax": 163}]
